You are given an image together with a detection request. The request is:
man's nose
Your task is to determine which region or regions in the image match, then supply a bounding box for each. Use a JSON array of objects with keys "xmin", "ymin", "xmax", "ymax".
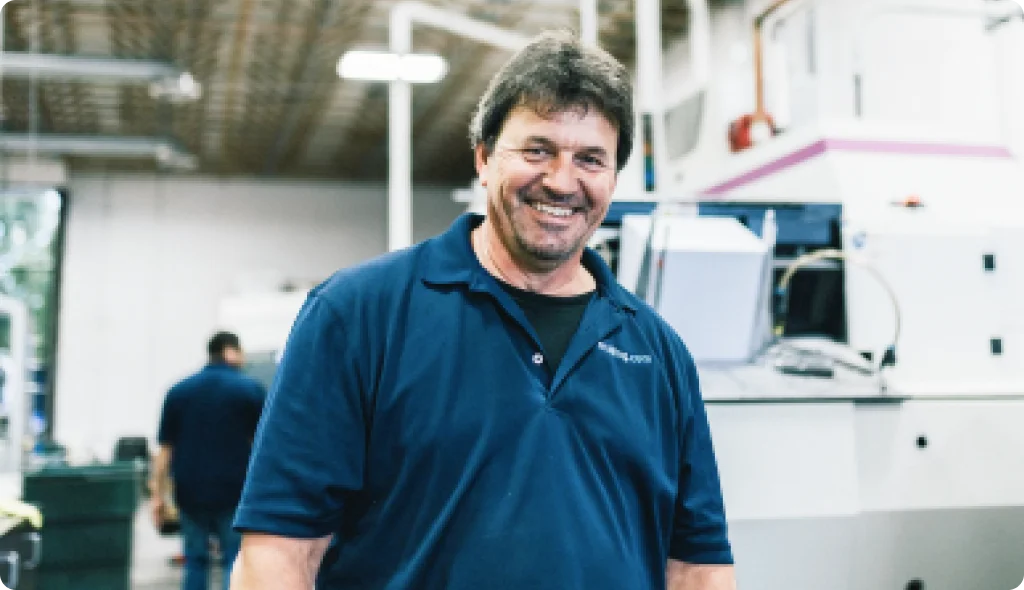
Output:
[{"xmin": 541, "ymin": 152, "xmax": 581, "ymax": 197}]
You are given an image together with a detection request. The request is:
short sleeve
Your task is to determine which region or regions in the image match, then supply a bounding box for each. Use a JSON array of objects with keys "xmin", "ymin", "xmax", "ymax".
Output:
[
  {"xmin": 234, "ymin": 293, "xmax": 369, "ymax": 538},
  {"xmin": 668, "ymin": 352, "xmax": 734, "ymax": 565}
]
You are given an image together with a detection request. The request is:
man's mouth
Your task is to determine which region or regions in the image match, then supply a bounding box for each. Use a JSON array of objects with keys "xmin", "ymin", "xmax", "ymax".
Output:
[{"xmin": 528, "ymin": 201, "xmax": 579, "ymax": 218}]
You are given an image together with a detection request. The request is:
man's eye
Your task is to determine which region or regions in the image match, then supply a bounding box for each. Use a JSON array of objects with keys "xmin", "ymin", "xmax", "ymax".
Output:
[
  {"xmin": 578, "ymin": 154, "xmax": 607, "ymax": 169},
  {"xmin": 521, "ymin": 147, "xmax": 552, "ymax": 158}
]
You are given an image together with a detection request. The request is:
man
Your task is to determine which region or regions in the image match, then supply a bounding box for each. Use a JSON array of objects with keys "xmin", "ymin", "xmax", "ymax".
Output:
[
  {"xmin": 152, "ymin": 331, "xmax": 266, "ymax": 590},
  {"xmin": 231, "ymin": 30, "xmax": 735, "ymax": 590}
]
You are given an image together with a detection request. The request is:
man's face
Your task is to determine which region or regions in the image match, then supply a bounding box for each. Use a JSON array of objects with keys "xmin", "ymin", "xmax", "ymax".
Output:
[
  {"xmin": 222, "ymin": 346, "xmax": 245, "ymax": 368},
  {"xmin": 475, "ymin": 105, "xmax": 618, "ymax": 270}
]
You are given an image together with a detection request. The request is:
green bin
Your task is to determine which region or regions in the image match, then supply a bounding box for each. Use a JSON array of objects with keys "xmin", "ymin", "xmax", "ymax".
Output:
[{"xmin": 21, "ymin": 462, "xmax": 142, "ymax": 590}]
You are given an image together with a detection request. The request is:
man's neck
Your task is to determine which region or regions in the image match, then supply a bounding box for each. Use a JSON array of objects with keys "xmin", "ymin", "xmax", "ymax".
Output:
[{"xmin": 472, "ymin": 222, "xmax": 596, "ymax": 296}]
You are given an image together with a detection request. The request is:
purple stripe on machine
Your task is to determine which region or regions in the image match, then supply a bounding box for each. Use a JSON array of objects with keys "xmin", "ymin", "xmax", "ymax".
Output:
[{"xmin": 701, "ymin": 138, "xmax": 1013, "ymax": 196}]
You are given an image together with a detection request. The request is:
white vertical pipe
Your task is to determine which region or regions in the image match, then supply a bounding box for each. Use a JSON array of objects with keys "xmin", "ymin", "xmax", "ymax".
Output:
[
  {"xmin": 387, "ymin": 2, "xmax": 530, "ymax": 251},
  {"xmin": 580, "ymin": 0, "xmax": 599, "ymax": 47},
  {"xmin": 389, "ymin": 8, "xmax": 413, "ymax": 252},
  {"xmin": 636, "ymin": 0, "xmax": 663, "ymax": 106},
  {"xmin": 688, "ymin": 0, "xmax": 711, "ymax": 88},
  {"xmin": 636, "ymin": 0, "xmax": 665, "ymax": 194}
]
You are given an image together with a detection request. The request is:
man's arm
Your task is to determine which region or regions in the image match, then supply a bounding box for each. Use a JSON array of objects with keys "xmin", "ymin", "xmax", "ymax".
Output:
[
  {"xmin": 666, "ymin": 560, "xmax": 736, "ymax": 590},
  {"xmin": 148, "ymin": 444, "xmax": 172, "ymax": 527},
  {"xmin": 232, "ymin": 295, "xmax": 368, "ymax": 585},
  {"xmin": 230, "ymin": 533, "xmax": 332, "ymax": 589},
  {"xmin": 667, "ymin": 348, "xmax": 735, "ymax": 583}
]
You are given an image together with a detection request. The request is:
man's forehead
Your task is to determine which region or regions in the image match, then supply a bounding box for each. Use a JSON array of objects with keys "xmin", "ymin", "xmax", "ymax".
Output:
[
  {"xmin": 508, "ymin": 103, "xmax": 615, "ymax": 126},
  {"xmin": 501, "ymin": 105, "xmax": 618, "ymax": 144}
]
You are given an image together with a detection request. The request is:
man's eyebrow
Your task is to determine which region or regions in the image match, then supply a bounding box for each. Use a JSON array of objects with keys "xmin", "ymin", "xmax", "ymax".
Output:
[
  {"xmin": 522, "ymin": 136, "xmax": 609, "ymax": 155},
  {"xmin": 521, "ymin": 135, "xmax": 556, "ymax": 146}
]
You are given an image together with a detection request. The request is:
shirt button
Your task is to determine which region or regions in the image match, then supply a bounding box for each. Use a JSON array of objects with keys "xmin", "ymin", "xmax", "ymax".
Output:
[{"xmin": 532, "ymin": 353, "xmax": 544, "ymax": 365}]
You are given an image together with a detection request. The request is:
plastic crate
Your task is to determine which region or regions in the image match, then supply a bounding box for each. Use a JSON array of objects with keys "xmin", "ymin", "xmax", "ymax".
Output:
[
  {"xmin": 21, "ymin": 463, "xmax": 140, "ymax": 587},
  {"xmin": 22, "ymin": 463, "xmax": 141, "ymax": 522},
  {"xmin": 32, "ymin": 519, "xmax": 132, "ymax": 569},
  {"xmin": 34, "ymin": 565, "xmax": 129, "ymax": 590}
]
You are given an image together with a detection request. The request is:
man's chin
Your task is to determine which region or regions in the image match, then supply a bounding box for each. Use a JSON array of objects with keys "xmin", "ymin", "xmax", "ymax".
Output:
[
  {"xmin": 519, "ymin": 241, "xmax": 578, "ymax": 264},
  {"xmin": 509, "ymin": 222, "xmax": 587, "ymax": 264}
]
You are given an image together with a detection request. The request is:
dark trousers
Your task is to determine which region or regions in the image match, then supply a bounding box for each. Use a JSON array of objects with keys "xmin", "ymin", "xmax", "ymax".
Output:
[{"xmin": 179, "ymin": 508, "xmax": 241, "ymax": 590}]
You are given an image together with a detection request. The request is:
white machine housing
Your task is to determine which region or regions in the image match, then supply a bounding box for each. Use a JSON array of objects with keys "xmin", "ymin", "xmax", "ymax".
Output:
[
  {"xmin": 612, "ymin": 122, "xmax": 1024, "ymax": 589},
  {"xmin": 688, "ymin": 122, "xmax": 1024, "ymax": 393},
  {"xmin": 634, "ymin": 214, "xmax": 773, "ymax": 364}
]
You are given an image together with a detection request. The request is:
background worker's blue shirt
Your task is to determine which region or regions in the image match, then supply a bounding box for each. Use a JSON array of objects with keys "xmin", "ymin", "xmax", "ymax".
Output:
[
  {"xmin": 158, "ymin": 363, "xmax": 266, "ymax": 513},
  {"xmin": 235, "ymin": 214, "xmax": 732, "ymax": 589}
]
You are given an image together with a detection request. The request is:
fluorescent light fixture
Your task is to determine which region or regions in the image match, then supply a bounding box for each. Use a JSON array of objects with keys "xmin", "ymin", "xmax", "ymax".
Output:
[
  {"xmin": 337, "ymin": 50, "xmax": 447, "ymax": 84},
  {"xmin": 399, "ymin": 54, "xmax": 447, "ymax": 83},
  {"xmin": 149, "ymin": 71, "xmax": 202, "ymax": 101}
]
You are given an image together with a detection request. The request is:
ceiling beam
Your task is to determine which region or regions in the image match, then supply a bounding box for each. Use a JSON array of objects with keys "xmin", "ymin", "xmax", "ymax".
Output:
[
  {"xmin": 261, "ymin": 0, "xmax": 362, "ymax": 175},
  {"xmin": 171, "ymin": 0, "xmax": 218, "ymax": 158},
  {"xmin": 217, "ymin": 0, "xmax": 258, "ymax": 172},
  {"xmin": 45, "ymin": 1, "xmax": 101, "ymax": 134},
  {"xmin": 1, "ymin": 3, "xmax": 57, "ymax": 136}
]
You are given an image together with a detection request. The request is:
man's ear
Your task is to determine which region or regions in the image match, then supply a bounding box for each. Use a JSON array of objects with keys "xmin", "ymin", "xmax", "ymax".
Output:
[{"xmin": 474, "ymin": 143, "xmax": 490, "ymax": 187}]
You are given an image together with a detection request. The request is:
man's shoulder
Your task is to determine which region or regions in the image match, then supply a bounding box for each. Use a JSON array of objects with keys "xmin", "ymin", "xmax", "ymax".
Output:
[
  {"xmin": 168, "ymin": 369, "xmax": 206, "ymax": 394},
  {"xmin": 311, "ymin": 239, "xmax": 435, "ymax": 313},
  {"xmin": 171, "ymin": 366, "xmax": 258, "ymax": 392},
  {"xmin": 614, "ymin": 287, "xmax": 665, "ymax": 335},
  {"xmin": 616, "ymin": 289, "xmax": 697, "ymax": 369},
  {"xmin": 223, "ymin": 369, "xmax": 264, "ymax": 391}
]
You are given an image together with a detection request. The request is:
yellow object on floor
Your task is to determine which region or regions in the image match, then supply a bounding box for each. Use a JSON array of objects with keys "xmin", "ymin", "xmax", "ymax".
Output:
[{"xmin": 0, "ymin": 498, "xmax": 43, "ymax": 535}]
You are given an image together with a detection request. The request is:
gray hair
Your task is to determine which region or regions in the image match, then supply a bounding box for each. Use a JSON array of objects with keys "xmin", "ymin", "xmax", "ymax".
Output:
[{"xmin": 469, "ymin": 30, "xmax": 634, "ymax": 172}]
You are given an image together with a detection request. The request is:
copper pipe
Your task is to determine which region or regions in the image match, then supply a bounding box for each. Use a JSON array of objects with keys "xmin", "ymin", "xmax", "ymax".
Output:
[{"xmin": 753, "ymin": 0, "xmax": 796, "ymax": 118}]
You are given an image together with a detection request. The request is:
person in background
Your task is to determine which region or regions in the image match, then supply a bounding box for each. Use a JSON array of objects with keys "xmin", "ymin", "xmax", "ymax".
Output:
[
  {"xmin": 151, "ymin": 331, "xmax": 266, "ymax": 590},
  {"xmin": 231, "ymin": 30, "xmax": 735, "ymax": 590}
]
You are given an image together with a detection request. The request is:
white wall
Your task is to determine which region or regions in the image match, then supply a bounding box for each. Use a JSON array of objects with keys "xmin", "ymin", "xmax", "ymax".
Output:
[
  {"xmin": 55, "ymin": 173, "xmax": 463, "ymax": 460},
  {"xmin": 0, "ymin": 156, "xmax": 67, "ymax": 186}
]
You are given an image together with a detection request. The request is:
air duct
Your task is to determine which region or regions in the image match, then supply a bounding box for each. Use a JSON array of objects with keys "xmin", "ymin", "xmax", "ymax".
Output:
[
  {"xmin": 0, "ymin": 52, "xmax": 176, "ymax": 81},
  {"xmin": 0, "ymin": 134, "xmax": 198, "ymax": 170},
  {"xmin": 0, "ymin": 52, "xmax": 201, "ymax": 100}
]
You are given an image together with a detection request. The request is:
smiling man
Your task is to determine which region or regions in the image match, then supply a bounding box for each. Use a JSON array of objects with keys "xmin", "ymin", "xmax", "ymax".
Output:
[{"xmin": 230, "ymin": 30, "xmax": 735, "ymax": 590}]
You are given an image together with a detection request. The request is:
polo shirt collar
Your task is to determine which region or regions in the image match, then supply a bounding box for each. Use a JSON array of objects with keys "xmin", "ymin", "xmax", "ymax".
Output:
[{"xmin": 422, "ymin": 213, "xmax": 637, "ymax": 313}]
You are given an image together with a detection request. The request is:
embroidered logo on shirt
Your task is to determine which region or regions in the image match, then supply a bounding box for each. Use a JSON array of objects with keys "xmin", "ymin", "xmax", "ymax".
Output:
[{"xmin": 598, "ymin": 341, "xmax": 653, "ymax": 364}]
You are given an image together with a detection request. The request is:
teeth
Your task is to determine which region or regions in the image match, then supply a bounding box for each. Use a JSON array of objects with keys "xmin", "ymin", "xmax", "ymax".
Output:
[{"xmin": 531, "ymin": 202, "xmax": 574, "ymax": 217}]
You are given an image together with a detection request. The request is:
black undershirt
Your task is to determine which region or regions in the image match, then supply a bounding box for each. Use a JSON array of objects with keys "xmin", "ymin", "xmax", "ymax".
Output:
[{"xmin": 498, "ymin": 281, "xmax": 595, "ymax": 374}]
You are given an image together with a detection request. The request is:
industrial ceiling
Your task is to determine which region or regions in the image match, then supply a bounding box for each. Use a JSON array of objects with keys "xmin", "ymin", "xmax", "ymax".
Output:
[{"xmin": 1, "ymin": 0, "xmax": 695, "ymax": 184}]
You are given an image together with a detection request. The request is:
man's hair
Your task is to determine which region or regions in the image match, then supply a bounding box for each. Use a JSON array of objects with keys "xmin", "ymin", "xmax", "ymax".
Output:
[
  {"xmin": 469, "ymin": 29, "xmax": 634, "ymax": 171},
  {"xmin": 208, "ymin": 331, "xmax": 241, "ymax": 360}
]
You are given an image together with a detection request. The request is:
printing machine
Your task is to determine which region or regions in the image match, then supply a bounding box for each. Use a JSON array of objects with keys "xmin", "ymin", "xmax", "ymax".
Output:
[{"xmin": 604, "ymin": 123, "xmax": 1024, "ymax": 590}]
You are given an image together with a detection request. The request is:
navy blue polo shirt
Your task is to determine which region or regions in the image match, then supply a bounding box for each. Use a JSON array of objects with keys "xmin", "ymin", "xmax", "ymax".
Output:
[
  {"xmin": 158, "ymin": 363, "xmax": 266, "ymax": 513},
  {"xmin": 235, "ymin": 213, "xmax": 732, "ymax": 589}
]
